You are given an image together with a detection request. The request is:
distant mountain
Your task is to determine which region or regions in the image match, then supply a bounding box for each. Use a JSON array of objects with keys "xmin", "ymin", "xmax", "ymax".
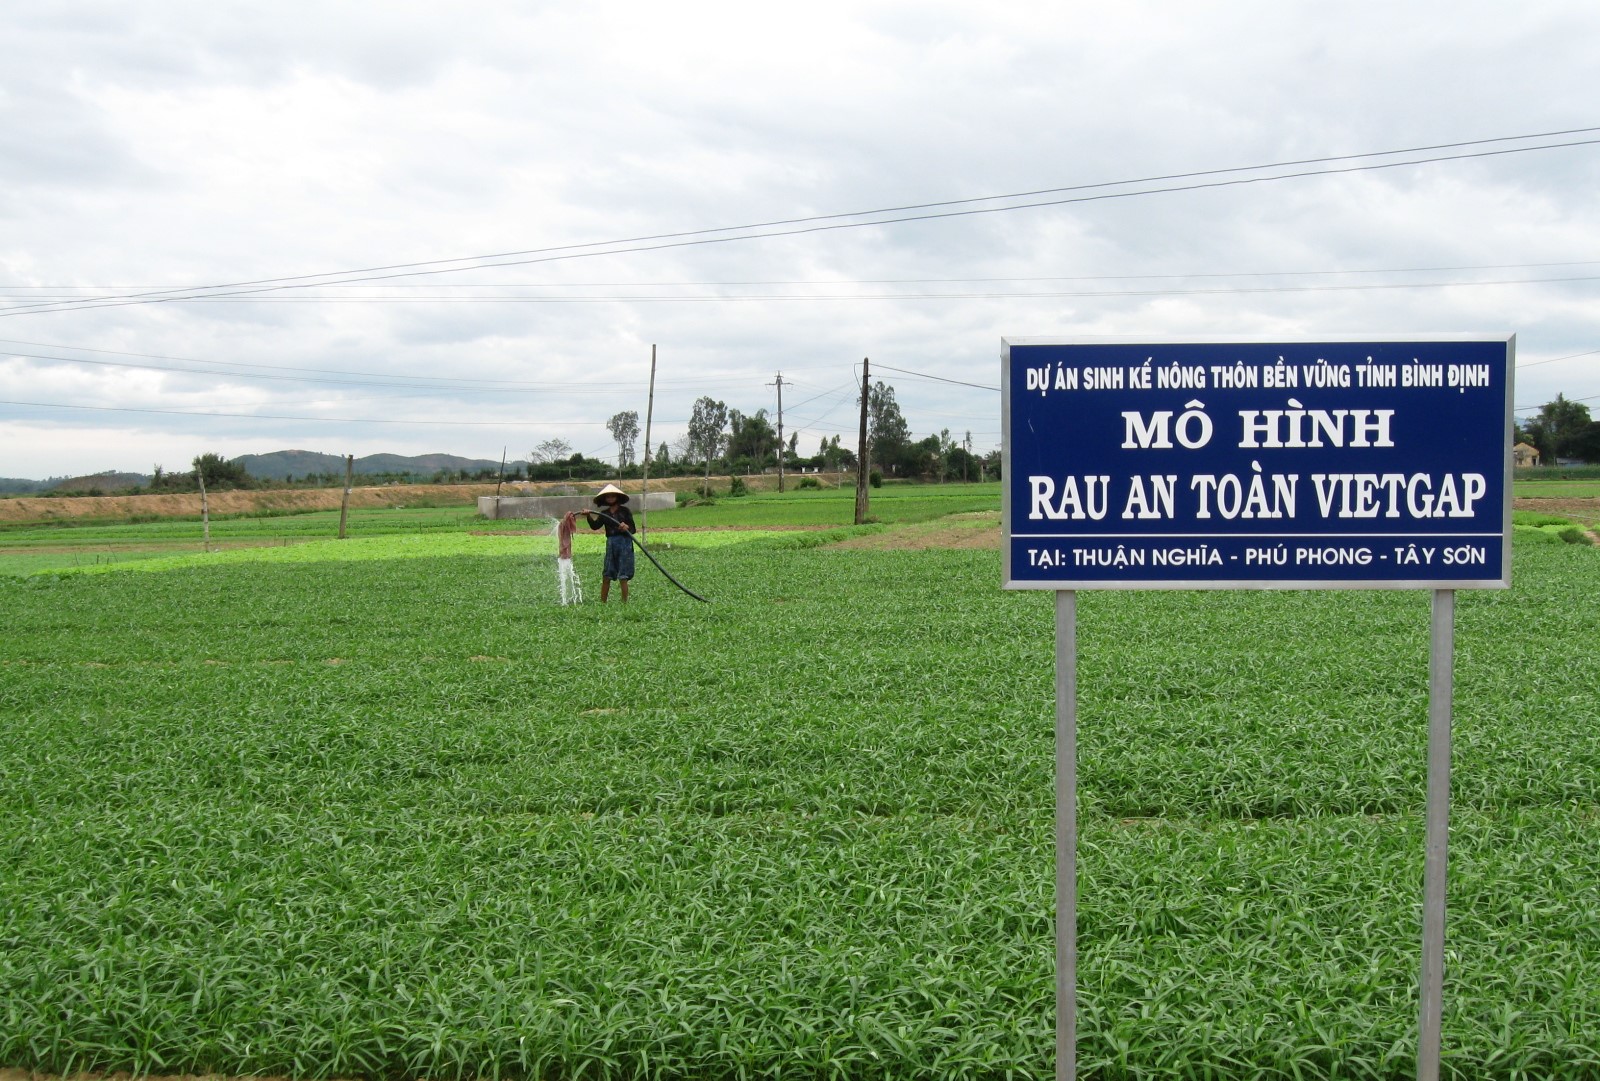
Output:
[
  {"xmin": 356, "ymin": 452, "xmax": 508, "ymax": 475},
  {"xmin": 3, "ymin": 452, "xmax": 522, "ymax": 492},
  {"xmin": 48, "ymin": 472, "xmax": 152, "ymax": 493},
  {"xmin": 0, "ymin": 477, "xmax": 60, "ymax": 495},
  {"xmin": 231, "ymin": 450, "xmax": 347, "ymax": 480},
  {"xmin": 232, "ymin": 449, "xmax": 510, "ymax": 481}
]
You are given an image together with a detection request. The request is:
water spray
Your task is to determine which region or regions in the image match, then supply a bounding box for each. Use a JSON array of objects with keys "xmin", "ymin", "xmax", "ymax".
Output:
[{"xmin": 553, "ymin": 512, "xmax": 584, "ymax": 605}]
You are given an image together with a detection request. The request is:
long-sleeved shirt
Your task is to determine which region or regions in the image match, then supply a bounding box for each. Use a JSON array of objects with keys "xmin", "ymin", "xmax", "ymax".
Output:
[{"xmin": 586, "ymin": 504, "xmax": 634, "ymax": 537}]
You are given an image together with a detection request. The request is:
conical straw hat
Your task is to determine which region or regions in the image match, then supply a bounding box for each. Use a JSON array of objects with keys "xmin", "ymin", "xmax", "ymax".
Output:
[{"xmin": 593, "ymin": 483, "xmax": 629, "ymax": 504}]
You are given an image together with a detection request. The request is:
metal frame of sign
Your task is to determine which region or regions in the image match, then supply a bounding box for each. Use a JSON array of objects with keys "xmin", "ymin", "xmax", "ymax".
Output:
[
  {"xmin": 1002, "ymin": 336, "xmax": 1514, "ymax": 1081},
  {"xmin": 1003, "ymin": 336, "xmax": 1513, "ymax": 591}
]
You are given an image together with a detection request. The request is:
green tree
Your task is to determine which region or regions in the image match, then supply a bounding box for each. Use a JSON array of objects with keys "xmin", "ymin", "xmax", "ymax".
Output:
[
  {"xmin": 532, "ymin": 438, "xmax": 573, "ymax": 464},
  {"xmin": 688, "ymin": 397, "xmax": 728, "ymax": 495},
  {"xmin": 606, "ymin": 410, "xmax": 640, "ymax": 469},
  {"xmin": 903, "ymin": 434, "xmax": 940, "ymax": 478},
  {"xmin": 935, "ymin": 428, "xmax": 955, "ymax": 482},
  {"xmin": 1568, "ymin": 421, "xmax": 1600, "ymax": 463},
  {"xmin": 819, "ymin": 435, "xmax": 846, "ymax": 472},
  {"xmin": 191, "ymin": 453, "xmax": 254, "ymax": 491},
  {"xmin": 727, "ymin": 408, "xmax": 777, "ymax": 468},
  {"xmin": 866, "ymin": 381, "xmax": 909, "ymax": 473},
  {"xmin": 1525, "ymin": 394, "xmax": 1592, "ymax": 464}
]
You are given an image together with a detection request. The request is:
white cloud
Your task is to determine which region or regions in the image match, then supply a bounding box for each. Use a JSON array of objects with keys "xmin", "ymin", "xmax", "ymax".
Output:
[{"xmin": 2, "ymin": 0, "xmax": 1598, "ymax": 477}]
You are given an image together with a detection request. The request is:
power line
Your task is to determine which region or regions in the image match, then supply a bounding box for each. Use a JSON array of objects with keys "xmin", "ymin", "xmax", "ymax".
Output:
[
  {"xmin": 0, "ymin": 399, "xmax": 599, "ymax": 427},
  {"xmin": 0, "ymin": 337, "xmax": 638, "ymax": 388},
  {"xmin": 2, "ymin": 349, "xmax": 609, "ymax": 394},
  {"xmin": 6, "ymin": 269, "xmax": 1599, "ymax": 308},
  {"xmin": 9, "ymin": 334, "xmax": 1589, "ymax": 407},
  {"xmin": 0, "ymin": 336, "xmax": 846, "ymax": 385},
  {"xmin": 1517, "ymin": 348, "xmax": 1600, "ymax": 369},
  {"xmin": 9, "ymin": 258, "xmax": 1600, "ymax": 289},
  {"xmin": 0, "ymin": 339, "xmax": 785, "ymax": 395},
  {"xmin": 7, "ymin": 128, "xmax": 1599, "ymax": 318},
  {"xmin": 1515, "ymin": 390, "xmax": 1600, "ymax": 412},
  {"xmin": 871, "ymin": 362, "xmax": 1000, "ymax": 392},
  {"xmin": 784, "ymin": 387, "xmax": 864, "ymax": 438},
  {"xmin": 783, "ymin": 382, "xmax": 857, "ymax": 413}
]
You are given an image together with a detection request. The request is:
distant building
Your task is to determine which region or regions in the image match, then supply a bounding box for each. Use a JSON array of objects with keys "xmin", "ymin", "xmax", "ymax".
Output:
[{"xmin": 1513, "ymin": 442, "xmax": 1541, "ymax": 468}]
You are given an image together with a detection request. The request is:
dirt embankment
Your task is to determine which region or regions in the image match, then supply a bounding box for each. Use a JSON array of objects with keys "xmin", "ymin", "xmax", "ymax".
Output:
[
  {"xmin": 0, "ymin": 484, "xmax": 497, "ymax": 523},
  {"xmin": 0, "ymin": 473, "xmax": 846, "ymax": 524}
]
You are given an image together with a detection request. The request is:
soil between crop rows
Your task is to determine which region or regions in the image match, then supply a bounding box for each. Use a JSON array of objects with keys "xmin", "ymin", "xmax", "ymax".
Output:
[{"xmin": 1512, "ymin": 495, "xmax": 1600, "ymax": 522}]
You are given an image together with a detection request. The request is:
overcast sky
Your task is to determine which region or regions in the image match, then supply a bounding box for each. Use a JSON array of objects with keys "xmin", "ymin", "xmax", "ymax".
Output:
[{"xmin": 3, "ymin": 0, "xmax": 1598, "ymax": 479}]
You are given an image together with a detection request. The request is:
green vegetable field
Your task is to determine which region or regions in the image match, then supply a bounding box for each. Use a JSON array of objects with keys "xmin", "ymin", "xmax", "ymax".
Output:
[{"xmin": 2, "ymin": 488, "xmax": 1598, "ymax": 1079}]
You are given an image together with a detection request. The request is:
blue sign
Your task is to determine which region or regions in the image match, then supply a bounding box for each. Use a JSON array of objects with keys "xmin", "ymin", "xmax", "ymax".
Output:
[{"xmin": 1003, "ymin": 338, "xmax": 1513, "ymax": 589}]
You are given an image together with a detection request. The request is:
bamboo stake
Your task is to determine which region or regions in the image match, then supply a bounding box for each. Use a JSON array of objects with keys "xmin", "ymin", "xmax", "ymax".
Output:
[
  {"xmin": 338, "ymin": 454, "xmax": 353, "ymax": 538},
  {"xmin": 197, "ymin": 469, "xmax": 211, "ymax": 550},
  {"xmin": 494, "ymin": 446, "xmax": 507, "ymax": 520}
]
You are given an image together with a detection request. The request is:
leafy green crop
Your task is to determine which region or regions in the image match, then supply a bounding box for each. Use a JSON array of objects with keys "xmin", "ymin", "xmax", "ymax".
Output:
[
  {"xmin": 1, "ymin": 532, "xmax": 1597, "ymax": 1078},
  {"xmin": 663, "ymin": 482, "xmax": 1002, "ymax": 527},
  {"xmin": 31, "ymin": 528, "xmax": 796, "ymax": 578},
  {"xmin": 0, "ymin": 486, "xmax": 958, "ymax": 576}
]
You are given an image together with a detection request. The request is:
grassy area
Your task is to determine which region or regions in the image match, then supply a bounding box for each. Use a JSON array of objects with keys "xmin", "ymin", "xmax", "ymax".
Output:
[
  {"xmin": 1514, "ymin": 480, "xmax": 1600, "ymax": 499},
  {"xmin": 20, "ymin": 529, "xmax": 806, "ymax": 581},
  {"xmin": 0, "ymin": 504, "xmax": 480, "ymax": 542},
  {"xmin": 660, "ymin": 481, "xmax": 1002, "ymax": 528},
  {"xmin": 4, "ymin": 478, "xmax": 1594, "ymax": 577},
  {"xmin": 2, "ymin": 512, "xmax": 1598, "ymax": 1077},
  {"xmin": 0, "ymin": 506, "xmax": 488, "ymax": 576},
  {"xmin": 1512, "ymin": 465, "xmax": 1600, "ymax": 499},
  {"xmin": 0, "ymin": 485, "xmax": 991, "ymax": 576},
  {"xmin": 1511, "ymin": 511, "xmax": 1595, "ymax": 546}
]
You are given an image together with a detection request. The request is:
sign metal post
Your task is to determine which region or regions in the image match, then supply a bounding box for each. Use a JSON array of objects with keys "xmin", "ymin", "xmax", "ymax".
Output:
[
  {"xmin": 1055, "ymin": 590, "xmax": 1077, "ymax": 1081},
  {"xmin": 1003, "ymin": 337, "xmax": 1511, "ymax": 1080},
  {"xmin": 1418, "ymin": 588, "xmax": 1454, "ymax": 1080}
]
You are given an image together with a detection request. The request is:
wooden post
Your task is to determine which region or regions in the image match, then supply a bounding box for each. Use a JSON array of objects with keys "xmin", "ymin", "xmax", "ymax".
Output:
[
  {"xmin": 338, "ymin": 454, "xmax": 353, "ymax": 538},
  {"xmin": 854, "ymin": 357, "xmax": 871, "ymax": 524},
  {"xmin": 197, "ymin": 469, "xmax": 210, "ymax": 550},
  {"xmin": 641, "ymin": 344, "xmax": 657, "ymax": 541}
]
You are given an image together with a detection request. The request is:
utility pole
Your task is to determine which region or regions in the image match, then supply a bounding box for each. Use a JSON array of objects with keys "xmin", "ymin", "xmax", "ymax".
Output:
[
  {"xmin": 641, "ymin": 344, "xmax": 657, "ymax": 541},
  {"xmin": 855, "ymin": 357, "xmax": 870, "ymax": 524},
  {"xmin": 768, "ymin": 371, "xmax": 786, "ymax": 492}
]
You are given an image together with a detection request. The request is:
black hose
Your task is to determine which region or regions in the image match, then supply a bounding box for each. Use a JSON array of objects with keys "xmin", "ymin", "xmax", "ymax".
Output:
[{"xmin": 588, "ymin": 508, "xmax": 711, "ymax": 603}]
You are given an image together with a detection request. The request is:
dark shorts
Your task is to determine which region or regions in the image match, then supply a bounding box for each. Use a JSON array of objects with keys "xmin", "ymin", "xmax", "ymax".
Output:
[{"xmin": 603, "ymin": 534, "xmax": 635, "ymax": 580}]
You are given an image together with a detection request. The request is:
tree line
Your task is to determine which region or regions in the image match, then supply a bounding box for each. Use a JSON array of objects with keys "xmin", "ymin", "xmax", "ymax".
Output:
[
  {"xmin": 537, "ymin": 380, "xmax": 1001, "ymax": 491},
  {"xmin": 41, "ymin": 377, "xmax": 1012, "ymax": 497},
  {"xmin": 41, "ymin": 387, "xmax": 1589, "ymax": 501}
]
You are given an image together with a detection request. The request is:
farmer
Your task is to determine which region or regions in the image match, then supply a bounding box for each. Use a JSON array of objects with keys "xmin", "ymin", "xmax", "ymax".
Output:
[{"xmin": 584, "ymin": 483, "xmax": 635, "ymax": 602}]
